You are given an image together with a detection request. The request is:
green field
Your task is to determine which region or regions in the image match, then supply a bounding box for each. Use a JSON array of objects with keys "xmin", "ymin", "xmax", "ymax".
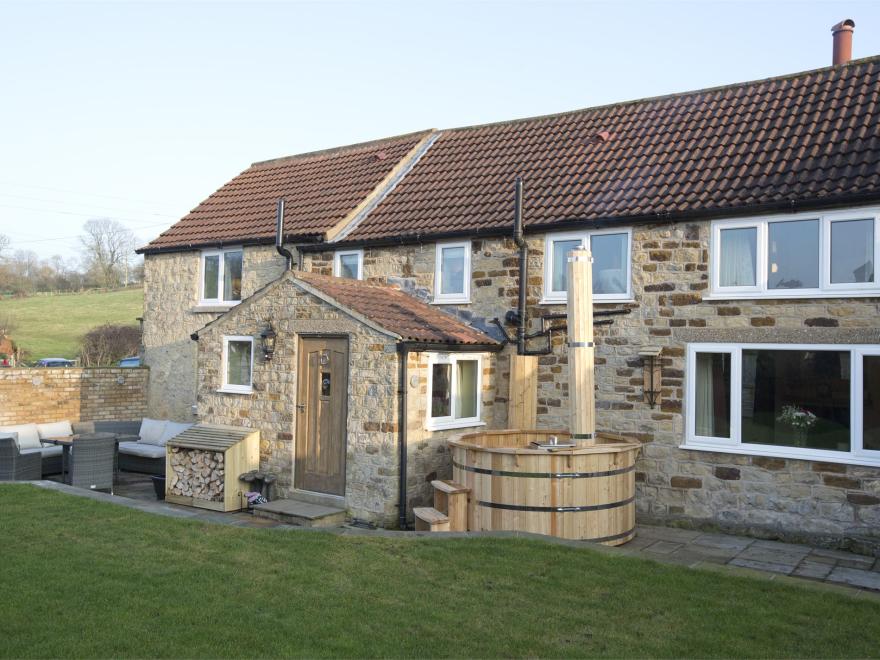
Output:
[
  {"xmin": 2, "ymin": 484, "xmax": 879, "ymax": 658},
  {"xmin": 0, "ymin": 287, "xmax": 143, "ymax": 359}
]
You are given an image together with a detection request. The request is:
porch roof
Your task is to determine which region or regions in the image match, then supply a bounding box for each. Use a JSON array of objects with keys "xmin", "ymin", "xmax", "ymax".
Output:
[{"xmin": 293, "ymin": 272, "xmax": 499, "ymax": 347}]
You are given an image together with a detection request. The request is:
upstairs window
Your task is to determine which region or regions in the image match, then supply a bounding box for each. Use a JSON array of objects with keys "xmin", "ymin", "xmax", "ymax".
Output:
[
  {"xmin": 711, "ymin": 210, "xmax": 879, "ymax": 298},
  {"xmin": 333, "ymin": 249, "xmax": 363, "ymax": 280},
  {"xmin": 542, "ymin": 229, "xmax": 632, "ymax": 303},
  {"xmin": 201, "ymin": 248, "xmax": 243, "ymax": 304},
  {"xmin": 427, "ymin": 353, "xmax": 482, "ymax": 430},
  {"xmin": 434, "ymin": 240, "xmax": 471, "ymax": 304}
]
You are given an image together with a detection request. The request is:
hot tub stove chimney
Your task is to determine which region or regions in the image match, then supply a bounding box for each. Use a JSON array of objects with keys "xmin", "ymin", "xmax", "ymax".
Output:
[{"xmin": 566, "ymin": 244, "xmax": 597, "ymax": 446}]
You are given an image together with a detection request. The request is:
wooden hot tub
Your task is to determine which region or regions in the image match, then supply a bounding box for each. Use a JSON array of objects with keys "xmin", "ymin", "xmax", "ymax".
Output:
[{"xmin": 448, "ymin": 430, "xmax": 641, "ymax": 545}]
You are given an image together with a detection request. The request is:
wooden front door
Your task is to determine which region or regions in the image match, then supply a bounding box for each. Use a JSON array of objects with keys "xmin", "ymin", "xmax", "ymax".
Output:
[{"xmin": 295, "ymin": 337, "xmax": 348, "ymax": 496}]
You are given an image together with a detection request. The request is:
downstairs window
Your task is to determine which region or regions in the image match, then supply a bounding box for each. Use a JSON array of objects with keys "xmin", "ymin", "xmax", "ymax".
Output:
[
  {"xmin": 685, "ymin": 343, "xmax": 880, "ymax": 466},
  {"xmin": 427, "ymin": 353, "xmax": 483, "ymax": 430}
]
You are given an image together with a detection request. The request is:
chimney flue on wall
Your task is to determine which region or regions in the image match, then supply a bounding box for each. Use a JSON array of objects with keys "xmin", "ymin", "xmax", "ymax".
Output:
[{"xmin": 831, "ymin": 19, "xmax": 855, "ymax": 66}]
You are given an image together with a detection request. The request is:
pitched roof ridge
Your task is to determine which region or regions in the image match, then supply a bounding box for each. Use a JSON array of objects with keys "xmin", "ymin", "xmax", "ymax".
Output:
[
  {"xmin": 251, "ymin": 129, "xmax": 436, "ymax": 169},
  {"xmin": 296, "ymin": 270, "xmax": 401, "ymax": 291},
  {"xmin": 440, "ymin": 54, "xmax": 880, "ymax": 134}
]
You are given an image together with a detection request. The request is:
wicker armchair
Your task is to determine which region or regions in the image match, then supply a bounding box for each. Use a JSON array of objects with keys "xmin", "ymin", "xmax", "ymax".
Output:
[
  {"xmin": 68, "ymin": 434, "xmax": 117, "ymax": 492},
  {"xmin": 0, "ymin": 433, "xmax": 42, "ymax": 481}
]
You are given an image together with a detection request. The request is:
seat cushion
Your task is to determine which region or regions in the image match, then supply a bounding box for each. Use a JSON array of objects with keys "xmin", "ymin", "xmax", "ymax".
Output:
[
  {"xmin": 159, "ymin": 421, "xmax": 193, "ymax": 445},
  {"xmin": 118, "ymin": 441, "xmax": 166, "ymax": 459},
  {"xmin": 138, "ymin": 419, "xmax": 168, "ymax": 446},
  {"xmin": 37, "ymin": 421, "xmax": 74, "ymax": 440},
  {"xmin": 0, "ymin": 424, "xmax": 41, "ymax": 450},
  {"xmin": 21, "ymin": 445, "xmax": 63, "ymax": 458}
]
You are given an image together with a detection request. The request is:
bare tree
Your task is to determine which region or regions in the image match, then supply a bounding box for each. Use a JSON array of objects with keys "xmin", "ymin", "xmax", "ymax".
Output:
[
  {"xmin": 0, "ymin": 234, "xmax": 9, "ymax": 260},
  {"xmin": 79, "ymin": 219, "xmax": 136, "ymax": 288}
]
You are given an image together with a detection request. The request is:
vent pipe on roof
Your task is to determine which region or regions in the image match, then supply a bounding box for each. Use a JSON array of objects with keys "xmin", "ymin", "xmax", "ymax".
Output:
[
  {"xmin": 831, "ymin": 19, "xmax": 855, "ymax": 66},
  {"xmin": 275, "ymin": 198, "xmax": 293, "ymax": 270}
]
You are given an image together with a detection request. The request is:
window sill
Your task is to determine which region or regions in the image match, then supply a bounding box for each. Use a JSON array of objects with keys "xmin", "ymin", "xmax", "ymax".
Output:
[
  {"xmin": 426, "ymin": 420, "xmax": 485, "ymax": 432},
  {"xmin": 431, "ymin": 298, "xmax": 471, "ymax": 305},
  {"xmin": 680, "ymin": 440, "xmax": 880, "ymax": 468},
  {"xmin": 193, "ymin": 302, "xmax": 240, "ymax": 313},
  {"xmin": 539, "ymin": 297, "xmax": 635, "ymax": 306},
  {"xmin": 216, "ymin": 387, "xmax": 253, "ymax": 395},
  {"xmin": 704, "ymin": 291, "xmax": 880, "ymax": 301}
]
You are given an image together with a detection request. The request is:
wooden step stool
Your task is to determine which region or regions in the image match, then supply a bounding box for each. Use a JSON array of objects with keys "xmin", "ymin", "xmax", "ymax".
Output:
[
  {"xmin": 431, "ymin": 479, "xmax": 469, "ymax": 532},
  {"xmin": 413, "ymin": 506, "xmax": 450, "ymax": 532}
]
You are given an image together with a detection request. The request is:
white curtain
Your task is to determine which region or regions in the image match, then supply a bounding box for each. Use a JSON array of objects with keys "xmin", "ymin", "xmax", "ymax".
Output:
[
  {"xmin": 720, "ymin": 228, "xmax": 757, "ymax": 287},
  {"xmin": 455, "ymin": 360, "xmax": 478, "ymax": 419},
  {"xmin": 695, "ymin": 353, "xmax": 715, "ymax": 437}
]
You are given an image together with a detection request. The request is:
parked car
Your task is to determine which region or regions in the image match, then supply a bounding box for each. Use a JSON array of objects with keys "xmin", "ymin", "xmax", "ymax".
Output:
[
  {"xmin": 118, "ymin": 356, "xmax": 141, "ymax": 368},
  {"xmin": 36, "ymin": 358, "xmax": 75, "ymax": 368}
]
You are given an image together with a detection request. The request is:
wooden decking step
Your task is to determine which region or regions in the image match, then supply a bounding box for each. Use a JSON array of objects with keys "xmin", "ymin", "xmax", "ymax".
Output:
[
  {"xmin": 253, "ymin": 498, "xmax": 346, "ymax": 528},
  {"xmin": 430, "ymin": 479, "xmax": 469, "ymax": 494},
  {"xmin": 413, "ymin": 506, "xmax": 450, "ymax": 532}
]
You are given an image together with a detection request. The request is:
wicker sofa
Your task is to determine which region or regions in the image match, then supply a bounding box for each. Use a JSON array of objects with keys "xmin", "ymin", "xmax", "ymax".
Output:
[{"xmin": 74, "ymin": 419, "xmax": 192, "ymax": 476}]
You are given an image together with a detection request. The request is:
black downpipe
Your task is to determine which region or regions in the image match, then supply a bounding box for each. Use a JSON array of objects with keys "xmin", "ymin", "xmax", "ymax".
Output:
[
  {"xmin": 275, "ymin": 198, "xmax": 294, "ymax": 270},
  {"xmin": 513, "ymin": 177, "xmax": 527, "ymax": 355},
  {"xmin": 397, "ymin": 344, "xmax": 409, "ymax": 530}
]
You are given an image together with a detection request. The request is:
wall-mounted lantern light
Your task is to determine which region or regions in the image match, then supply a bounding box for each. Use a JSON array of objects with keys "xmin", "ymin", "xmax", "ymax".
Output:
[
  {"xmin": 638, "ymin": 346, "xmax": 662, "ymax": 408},
  {"xmin": 260, "ymin": 323, "xmax": 277, "ymax": 361}
]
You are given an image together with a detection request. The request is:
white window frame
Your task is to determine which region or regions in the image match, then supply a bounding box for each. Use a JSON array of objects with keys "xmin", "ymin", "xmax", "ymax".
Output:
[
  {"xmin": 200, "ymin": 247, "xmax": 244, "ymax": 306},
  {"xmin": 684, "ymin": 342, "xmax": 880, "ymax": 467},
  {"xmin": 425, "ymin": 353, "xmax": 484, "ymax": 431},
  {"xmin": 433, "ymin": 240, "xmax": 471, "ymax": 304},
  {"xmin": 541, "ymin": 228, "xmax": 633, "ymax": 304},
  {"xmin": 333, "ymin": 249, "xmax": 364, "ymax": 280},
  {"xmin": 709, "ymin": 208, "xmax": 880, "ymax": 299},
  {"xmin": 219, "ymin": 335, "xmax": 254, "ymax": 394}
]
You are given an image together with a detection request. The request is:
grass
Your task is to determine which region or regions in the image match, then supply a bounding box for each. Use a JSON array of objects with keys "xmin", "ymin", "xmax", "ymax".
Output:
[
  {"xmin": 0, "ymin": 287, "xmax": 143, "ymax": 359},
  {"xmin": 1, "ymin": 485, "xmax": 879, "ymax": 658}
]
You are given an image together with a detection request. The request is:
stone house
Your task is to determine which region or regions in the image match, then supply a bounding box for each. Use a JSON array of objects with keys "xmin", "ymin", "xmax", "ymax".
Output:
[{"xmin": 139, "ymin": 50, "xmax": 880, "ymax": 548}]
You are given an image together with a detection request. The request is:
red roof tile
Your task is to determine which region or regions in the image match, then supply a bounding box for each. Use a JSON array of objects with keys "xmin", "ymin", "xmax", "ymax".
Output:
[
  {"xmin": 342, "ymin": 57, "xmax": 880, "ymax": 242},
  {"xmin": 294, "ymin": 272, "xmax": 497, "ymax": 346},
  {"xmin": 140, "ymin": 131, "xmax": 432, "ymax": 252}
]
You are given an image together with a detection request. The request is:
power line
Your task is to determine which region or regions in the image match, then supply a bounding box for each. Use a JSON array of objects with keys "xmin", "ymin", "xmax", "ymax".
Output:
[
  {"xmin": 0, "ymin": 203, "xmax": 177, "ymax": 227},
  {"xmin": 7, "ymin": 221, "xmax": 170, "ymax": 245},
  {"xmin": 0, "ymin": 180, "xmax": 179, "ymax": 207},
  {"xmin": 0, "ymin": 192, "xmax": 178, "ymax": 218}
]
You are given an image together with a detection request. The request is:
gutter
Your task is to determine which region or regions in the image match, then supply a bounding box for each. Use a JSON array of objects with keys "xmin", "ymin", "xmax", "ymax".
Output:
[{"xmin": 397, "ymin": 343, "xmax": 409, "ymax": 530}]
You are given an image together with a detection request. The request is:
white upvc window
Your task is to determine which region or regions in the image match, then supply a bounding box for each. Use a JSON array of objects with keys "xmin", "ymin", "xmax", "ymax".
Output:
[
  {"xmin": 219, "ymin": 335, "xmax": 254, "ymax": 394},
  {"xmin": 710, "ymin": 208, "xmax": 879, "ymax": 299},
  {"xmin": 200, "ymin": 247, "xmax": 243, "ymax": 305},
  {"xmin": 542, "ymin": 228, "xmax": 632, "ymax": 304},
  {"xmin": 433, "ymin": 240, "xmax": 471, "ymax": 304},
  {"xmin": 426, "ymin": 353, "xmax": 484, "ymax": 431},
  {"xmin": 333, "ymin": 249, "xmax": 363, "ymax": 280},
  {"xmin": 684, "ymin": 342, "xmax": 880, "ymax": 467}
]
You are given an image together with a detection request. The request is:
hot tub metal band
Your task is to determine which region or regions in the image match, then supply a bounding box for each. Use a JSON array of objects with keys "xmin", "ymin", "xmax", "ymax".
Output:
[
  {"xmin": 582, "ymin": 528, "xmax": 636, "ymax": 543},
  {"xmin": 452, "ymin": 460, "xmax": 633, "ymax": 479},
  {"xmin": 568, "ymin": 341, "xmax": 594, "ymax": 348},
  {"xmin": 476, "ymin": 496, "xmax": 634, "ymax": 513}
]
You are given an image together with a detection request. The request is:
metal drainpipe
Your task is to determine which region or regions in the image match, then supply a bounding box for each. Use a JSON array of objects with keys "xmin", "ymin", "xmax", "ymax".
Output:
[
  {"xmin": 397, "ymin": 343, "xmax": 409, "ymax": 530},
  {"xmin": 513, "ymin": 176, "xmax": 527, "ymax": 355},
  {"xmin": 275, "ymin": 198, "xmax": 294, "ymax": 270}
]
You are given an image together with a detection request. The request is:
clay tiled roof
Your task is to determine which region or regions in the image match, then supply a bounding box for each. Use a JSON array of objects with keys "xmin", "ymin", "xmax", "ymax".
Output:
[
  {"xmin": 140, "ymin": 131, "xmax": 432, "ymax": 252},
  {"xmin": 342, "ymin": 57, "xmax": 880, "ymax": 243},
  {"xmin": 294, "ymin": 272, "xmax": 498, "ymax": 346}
]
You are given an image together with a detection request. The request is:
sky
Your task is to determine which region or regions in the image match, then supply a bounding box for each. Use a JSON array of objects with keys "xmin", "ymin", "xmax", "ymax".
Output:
[{"xmin": 1, "ymin": 0, "xmax": 878, "ymax": 262}]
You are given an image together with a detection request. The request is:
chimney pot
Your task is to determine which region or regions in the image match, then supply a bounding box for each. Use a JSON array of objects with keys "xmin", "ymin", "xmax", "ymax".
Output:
[{"xmin": 831, "ymin": 19, "xmax": 855, "ymax": 66}]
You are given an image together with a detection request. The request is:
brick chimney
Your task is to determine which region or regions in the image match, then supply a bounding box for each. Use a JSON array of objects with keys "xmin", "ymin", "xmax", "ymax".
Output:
[{"xmin": 831, "ymin": 19, "xmax": 855, "ymax": 65}]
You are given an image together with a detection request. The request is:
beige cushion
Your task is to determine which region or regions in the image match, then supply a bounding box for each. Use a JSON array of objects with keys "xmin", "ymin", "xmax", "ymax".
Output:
[
  {"xmin": 138, "ymin": 419, "xmax": 168, "ymax": 446},
  {"xmin": 118, "ymin": 441, "xmax": 166, "ymax": 459},
  {"xmin": 37, "ymin": 420, "xmax": 74, "ymax": 440},
  {"xmin": 0, "ymin": 424, "xmax": 41, "ymax": 450},
  {"xmin": 159, "ymin": 422, "xmax": 192, "ymax": 445}
]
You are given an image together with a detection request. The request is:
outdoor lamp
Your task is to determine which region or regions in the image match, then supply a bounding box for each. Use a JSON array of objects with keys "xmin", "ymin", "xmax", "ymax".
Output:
[
  {"xmin": 260, "ymin": 323, "xmax": 277, "ymax": 361},
  {"xmin": 638, "ymin": 346, "xmax": 662, "ymax": 408}
]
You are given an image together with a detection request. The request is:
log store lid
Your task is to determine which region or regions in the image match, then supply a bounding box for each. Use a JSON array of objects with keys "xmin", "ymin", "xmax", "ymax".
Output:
[{"xmin": 166, "ymin": 424, "xmax": 257, "ymax": 451}]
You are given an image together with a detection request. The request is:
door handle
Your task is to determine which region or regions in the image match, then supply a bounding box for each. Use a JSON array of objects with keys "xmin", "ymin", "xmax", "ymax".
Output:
[{"xmin": 296, "ymin": 403, "xmax": 306, "ymax": 412}]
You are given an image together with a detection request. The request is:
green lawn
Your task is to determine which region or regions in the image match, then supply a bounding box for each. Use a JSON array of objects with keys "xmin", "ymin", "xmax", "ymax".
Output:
[
  {"xmin": 0, "ymin": 287, "xmax": 143, "ymax": 359},
  {"xmin": 1, "ymin": 485, "xmax": 878, "ymax": 658}
]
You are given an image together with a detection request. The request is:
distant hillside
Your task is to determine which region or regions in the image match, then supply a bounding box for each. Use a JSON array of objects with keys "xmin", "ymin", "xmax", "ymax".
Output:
[{"xmin": 0, "ymin": 287, "xmax": 143, "ymax": 360}]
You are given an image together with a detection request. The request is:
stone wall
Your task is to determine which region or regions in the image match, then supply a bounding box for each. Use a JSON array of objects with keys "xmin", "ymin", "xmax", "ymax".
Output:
[
  {"xmin": 143, "ymin": 246, "xmax": 286, "ymax": 421},
  {"xmin": 195, "ymin": 276, "xmax": 402, "ymax": 525},
  {"xmin": 0, "ymin": 367, "xmax": 148, "ymax": 425},
  {"xmin": 304, "ymin": 219, "xmax": 880, "ymax": 548}
]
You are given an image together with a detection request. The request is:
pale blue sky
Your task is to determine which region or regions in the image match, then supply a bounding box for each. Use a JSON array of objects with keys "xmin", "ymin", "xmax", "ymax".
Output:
[{"xmin": 1, "ymin": 0, "xmax": 877, "ymax": 260}]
